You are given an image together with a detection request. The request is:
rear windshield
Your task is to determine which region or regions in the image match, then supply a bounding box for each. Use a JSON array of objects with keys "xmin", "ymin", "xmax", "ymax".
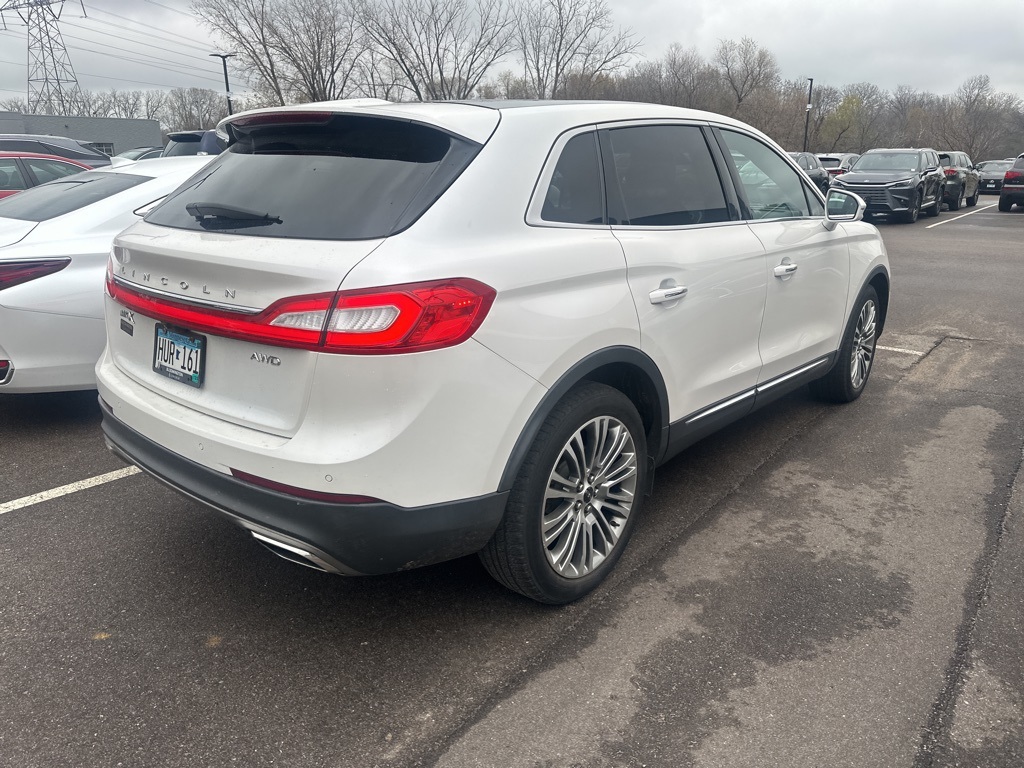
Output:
[
  {"xmin": 979, "ymin": 160, "xmax": 1012, "ymax": 171},
  {"xmin": 146, "ymin": 115, "xmax": 481, "ymax": 240},
  {"xmin": 818, "ymin": 158, "xmax": 840, "ymax": 168},
  {"xmin": 0, "ymin": 171, "xmax": 148, "ymax": 221}
]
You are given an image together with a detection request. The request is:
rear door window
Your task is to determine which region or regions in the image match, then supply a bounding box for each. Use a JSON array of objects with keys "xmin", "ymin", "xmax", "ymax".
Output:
[
  {"xmin": 602, "ymin": 124, "xmax": 731, "ymax": 227},
  {"xmin": 147, "ymin": 114, "xmax": 481, "ymax": 240},
  {"xmin": 24, "ymin": 157, "xmax": 85, "ymax": 184},
  {"xmin": 0, "ymin": 171, "xmax": 148, "ymax": 221},
  {"xmin": 0, "ymin": 158, "xmax": 27, "ymax": 191}
]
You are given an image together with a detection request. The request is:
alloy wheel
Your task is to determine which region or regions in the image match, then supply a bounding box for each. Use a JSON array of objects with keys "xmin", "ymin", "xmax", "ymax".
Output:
[
  {"xmin": 541, "ymin": 416, "xmax": 638, "ymax": 579},
  {"xmin": 850, "ymin": 299, "xmax": 877, "ymax": 390}
]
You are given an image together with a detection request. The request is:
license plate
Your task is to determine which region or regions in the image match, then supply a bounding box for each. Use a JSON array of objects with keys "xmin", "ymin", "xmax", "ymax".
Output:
[
  {"xmin": 153, "ymin": 325, "xmax": 205, "ymax": 388},
  {"xmin": 986, "ymin": 181, "xmax": 995, "ymax": 187}
]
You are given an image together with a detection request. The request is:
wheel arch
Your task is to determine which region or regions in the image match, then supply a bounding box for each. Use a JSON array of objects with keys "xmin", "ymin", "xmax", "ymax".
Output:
[
  {"xmin": 865, "ymin": 265, "xmax": 890, "ymax": 336},
  {"xmin": 498, "ymin": 347, "xmax": 670, "ymax": 493}
]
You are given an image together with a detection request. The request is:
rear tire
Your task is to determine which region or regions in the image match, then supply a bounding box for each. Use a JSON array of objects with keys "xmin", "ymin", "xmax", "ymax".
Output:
[
  {"xmin": 810, "ymin": 286, "xmax": 879, "ymax": 404},
  {"xmin": 998, "ymin": 196, "xmax": 1012, "ymax": 212},
  {"xmin": 948, "ymin": 184, "xmax": 962, "ymax": 211},
  {"xmin": 966, "ymin": 184, "xmax": 978, "ymax": 206},
  {"xmin": 927, "ymin": 187, "xmax": 942, "ymax": 217},
  {"xmin": 480, "ymin": 382, "xmax": 647, "ymax": 604}
]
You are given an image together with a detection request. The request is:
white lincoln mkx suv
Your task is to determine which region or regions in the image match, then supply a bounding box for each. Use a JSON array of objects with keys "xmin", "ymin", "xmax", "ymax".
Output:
[{"xmin": 96, "ymin": 100, "xmax": 889, "ymax": 603}]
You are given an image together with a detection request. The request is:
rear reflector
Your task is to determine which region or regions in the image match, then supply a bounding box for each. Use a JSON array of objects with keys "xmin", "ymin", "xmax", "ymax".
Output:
[
  {"xmin": 0, "ymin": 258, "xmax": 71, "ymax": 292},
  {"xmin": 106, "ymin": 265, "xmax": 496, "ymax": 355},
  {"xmin": 230, "ymin": 468, "xmax": 381, "ymax": 504}
]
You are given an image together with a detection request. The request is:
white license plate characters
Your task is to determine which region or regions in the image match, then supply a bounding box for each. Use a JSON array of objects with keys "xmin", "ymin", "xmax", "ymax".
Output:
[{"xmin": 153, "ymin": 324, "xmax": 206, "ymax": 387}]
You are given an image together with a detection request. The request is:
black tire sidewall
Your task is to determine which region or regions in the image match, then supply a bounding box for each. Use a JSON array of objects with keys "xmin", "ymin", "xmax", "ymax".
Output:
[{"xmin": 514, "ymin": 385, "xmax": 648, "ymax": 604}]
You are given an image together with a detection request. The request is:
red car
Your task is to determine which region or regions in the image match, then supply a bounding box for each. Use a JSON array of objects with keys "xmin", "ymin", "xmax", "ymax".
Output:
[{"xmin": 0, "ymin": 151, "xmax": 90, "ymax": 199}]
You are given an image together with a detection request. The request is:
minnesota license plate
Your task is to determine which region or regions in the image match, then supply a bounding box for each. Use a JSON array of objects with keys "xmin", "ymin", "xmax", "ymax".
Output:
[{"xmin": 153, "ymin": 324, "xmax": 205, "ymax": 388}]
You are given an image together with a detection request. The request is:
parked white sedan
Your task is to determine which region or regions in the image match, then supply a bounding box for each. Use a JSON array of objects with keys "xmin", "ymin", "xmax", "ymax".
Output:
[{"xmin": 0, "ymin": 156, "xmax": 213, "ymax": 392}]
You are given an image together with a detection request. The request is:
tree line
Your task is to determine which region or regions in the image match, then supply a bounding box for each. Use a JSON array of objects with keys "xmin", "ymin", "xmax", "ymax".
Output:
[{"xmin": 4, "ymin": 0, "xmax": 1022, "ymax": 159}]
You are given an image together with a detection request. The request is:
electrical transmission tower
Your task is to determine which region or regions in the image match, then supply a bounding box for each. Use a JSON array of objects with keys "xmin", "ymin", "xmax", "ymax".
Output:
[{"xmin": 0, "ymin": 0, "xmax": 86, "ymax": 114}]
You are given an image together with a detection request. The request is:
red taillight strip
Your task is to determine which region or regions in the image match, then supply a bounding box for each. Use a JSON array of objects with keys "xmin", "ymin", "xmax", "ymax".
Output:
[
  {"xmin": 230, "ymin": 468, "xmax": 381, "ymax": 504},
  {"xmin": 106, "ymin": 267, "xmax": 497, "ymax": 355},
  {"xmin": 0, "ymin": 258, "xmax": 71, "ymax": 292},
  {"xmin": 106, "ymin": 271, "xmax": 335, "ymax": 350}
]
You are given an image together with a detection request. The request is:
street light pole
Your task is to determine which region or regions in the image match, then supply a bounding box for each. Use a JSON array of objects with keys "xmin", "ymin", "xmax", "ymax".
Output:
[
  {"xmin": 802, "ymin": 77, "xmax": 814, "ymax": 153},
  {"xmin": 209, "ymin": 52, "xmax": 235, "ymax": 115}
]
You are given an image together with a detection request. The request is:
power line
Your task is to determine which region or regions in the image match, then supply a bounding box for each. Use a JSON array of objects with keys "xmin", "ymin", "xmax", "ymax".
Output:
[
  {"xmin": 83, "ymin": 0, "xmax": 218, "ymax": 54},
  {"xmin": 143, "ymin": 0, "xmax": 195, "ymax": 18},
  {"xmin": 61, "ymin": 18, "xmax": 222, "ymax": 72}
]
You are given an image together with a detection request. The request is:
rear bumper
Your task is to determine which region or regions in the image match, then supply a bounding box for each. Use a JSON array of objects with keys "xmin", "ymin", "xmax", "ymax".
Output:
[{"xmin": 100, "ymin": 399, "xmax": 509, "ymax": 576}]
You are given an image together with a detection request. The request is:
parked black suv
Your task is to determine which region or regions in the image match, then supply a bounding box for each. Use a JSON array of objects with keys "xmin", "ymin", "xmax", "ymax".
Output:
[
  {"xmin": 830, "ymin": 148, "xmax": 945, "ymax": 223},
  {"xmin": 938, "ymin": 151, "xmax": 980, "ymax": 210},
  {"xmin": 0, "ymin": 133, "xmax": 112, "ymax": 167}
]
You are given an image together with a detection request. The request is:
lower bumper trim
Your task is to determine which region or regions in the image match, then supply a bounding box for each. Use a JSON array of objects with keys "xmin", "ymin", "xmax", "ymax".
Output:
[{"xmin": 100, "ymin": 400, "xmax": 509, "ymax": 576}]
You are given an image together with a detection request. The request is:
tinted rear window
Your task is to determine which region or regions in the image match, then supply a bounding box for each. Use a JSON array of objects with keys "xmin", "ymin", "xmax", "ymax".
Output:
[
  {"xmin": 146, "ymin": 115, "xmax": 480, "ymax": 240},
  {"xmin": 0, "ymin": 171, "xmax": 148, "ymax": 221},
  {"xmin": 818, "ymin": 158, "xmax": 840, "ymax": 167}
]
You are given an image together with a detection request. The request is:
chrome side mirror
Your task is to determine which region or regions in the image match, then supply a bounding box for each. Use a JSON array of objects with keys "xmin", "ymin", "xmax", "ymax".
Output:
[{"xmin": 824, "ymin": 189, "xmax": 865, "ymax": 230}]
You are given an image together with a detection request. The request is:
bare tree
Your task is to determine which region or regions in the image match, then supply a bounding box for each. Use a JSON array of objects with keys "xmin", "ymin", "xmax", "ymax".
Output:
[
  {"xmin": 511, "ymin": 0, "xmax": 639, "ymax": 99},
  {"xmin": 0, "ymin": 97, "xmax": 29, "ymax": 113},
  {"xmin": 356, "ymin": 0, "xmax": 516, "ymax": 101},
  {"xmin": 193, "ymin": 0, "xmax": 288, "ymax": 105},
  {"xmin": 713, "ymin": 37, "xmax": 779, "ymax": 116},
  {"xmin": 162, "ymin": 87, "xmax": 230, "ymax": 131}
]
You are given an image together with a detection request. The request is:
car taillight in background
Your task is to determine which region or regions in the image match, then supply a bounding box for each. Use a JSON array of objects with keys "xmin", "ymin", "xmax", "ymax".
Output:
[
  {"xmin": 944, "ymin": 169, "xmax": 958, "ymax": 178},
  {"xmin": 1003, "ymin": 170, "xmax": 1024, "ymax": 184},
  {"xmin": 106, "ymin": 269, "xmax": 497, "ymax": 355},
  {"xmin": 0, "ymin": 258, "xmax": 71, "ymax": 292}
]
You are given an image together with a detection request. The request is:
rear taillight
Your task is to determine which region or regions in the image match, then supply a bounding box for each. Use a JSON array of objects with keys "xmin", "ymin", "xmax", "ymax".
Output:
[
  {"xmin": 944, "ymin": 169, "xmax": 957, "ymax": 177},
  {"xmin": 0, "ymin": 258, "xmax": 71, "ymax": 292},
  {"xmin": 1004, "ymin": 170, "xmax": 1024, "ymax": 183},
  {"xmin": 106, "ymin": 269, "xmax": 496, "ymax": 355}
]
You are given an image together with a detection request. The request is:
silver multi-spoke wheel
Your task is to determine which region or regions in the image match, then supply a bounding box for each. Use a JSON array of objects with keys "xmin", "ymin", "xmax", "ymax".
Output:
[
  {"xmin": 850, "ymin": 299, "xmax": 877, "ymax": 390},
  {"xmin": 541, "ymin": 416, "xmax": 638, "ymax": 579}
]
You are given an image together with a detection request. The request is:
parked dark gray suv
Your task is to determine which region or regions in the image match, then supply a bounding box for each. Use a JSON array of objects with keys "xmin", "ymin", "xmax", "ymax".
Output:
[
  {"xmin": 0, "ymin": 134, "xmax": 112, "ymax": 167},
  {"xmin": 938, "ymin": 151, "xmax": 980, "ymax": 210},
  {"xmin": 830, "ymin": 148, "xmax": 945, "ymax": 223}
]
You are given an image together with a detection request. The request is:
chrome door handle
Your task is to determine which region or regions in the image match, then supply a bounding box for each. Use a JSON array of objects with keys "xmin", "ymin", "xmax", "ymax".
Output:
[
  {"xmin": 649, "ymin": 286, "xmax": 688, "ymax": 304},
  {"xmin": 773, "ymin": 263, "xmax": 798, "ymax": 278}
]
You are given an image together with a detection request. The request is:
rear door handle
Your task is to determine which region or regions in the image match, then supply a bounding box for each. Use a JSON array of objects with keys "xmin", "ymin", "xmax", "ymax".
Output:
[
  {"xmin": 649, "ymin": 286, "xmax": 688, "ymax": 304},
  {"xmin": 773, "ymin": 263, "xmax": 798, "ymax": 278}
]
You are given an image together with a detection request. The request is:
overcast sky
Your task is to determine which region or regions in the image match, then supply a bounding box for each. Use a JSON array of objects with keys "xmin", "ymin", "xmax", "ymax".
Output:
[{"xmin": 1, "ymin": 0, "xmax": 1023, "ymax": 104}]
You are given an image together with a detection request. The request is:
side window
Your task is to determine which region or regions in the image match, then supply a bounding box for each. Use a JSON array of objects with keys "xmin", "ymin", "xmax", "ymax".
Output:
[
  {"xmin": 0, "ymin": 159, "xmax": 27, "ymax": 191},
  {"xmin": 719, "ymin": 130, "xmax": 815, "ymax": 220},
  {"xmin": 541, "ymin": 132, "xmax": 604, "ymax": 225},
  {"xmin": 0, "ymin": 140, "xmax": 45, "ymax": 153},
  {"xmin": 24, "ymin": 158, "xmax": 84, "ymax": 184},
  {"xmin": 604, "ymin": 124, "xmax": 730, "ymax": 227}
]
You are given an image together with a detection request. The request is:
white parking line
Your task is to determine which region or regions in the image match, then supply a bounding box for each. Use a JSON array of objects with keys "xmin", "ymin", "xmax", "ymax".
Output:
[
  {"xmin": 877, "ymin": 345, "xmax": 926, "ymax": 356},
  {"xmin": 0, "ymin": 466, "xmax": 140, "ymax": 516},
  {"xmin": 925, "ymin": 203, "xmax": 997, "ymax": 228}
]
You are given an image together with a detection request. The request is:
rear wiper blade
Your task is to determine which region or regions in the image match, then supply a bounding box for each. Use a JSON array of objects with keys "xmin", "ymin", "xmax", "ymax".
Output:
[{"xmin": 185, "ymin": 202, "xmax": 281, "ymax": 224}]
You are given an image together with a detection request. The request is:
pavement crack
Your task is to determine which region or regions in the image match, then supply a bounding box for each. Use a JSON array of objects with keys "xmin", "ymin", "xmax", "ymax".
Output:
[{"xmin": 912, "ymin": 424, "xmax": 1024, "ymax": 767}]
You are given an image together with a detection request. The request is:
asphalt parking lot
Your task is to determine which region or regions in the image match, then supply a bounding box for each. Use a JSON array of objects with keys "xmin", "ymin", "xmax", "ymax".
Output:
[{"xmin": 1, "ymin": 201, "xmax": 1022, "ymax": 768}]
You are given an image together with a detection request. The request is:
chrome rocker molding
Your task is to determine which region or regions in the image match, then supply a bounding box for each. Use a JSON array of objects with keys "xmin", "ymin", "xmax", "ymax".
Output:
[{"xmin": 664, "ymin": 354, "xmax": 835, "ymax": 461}]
